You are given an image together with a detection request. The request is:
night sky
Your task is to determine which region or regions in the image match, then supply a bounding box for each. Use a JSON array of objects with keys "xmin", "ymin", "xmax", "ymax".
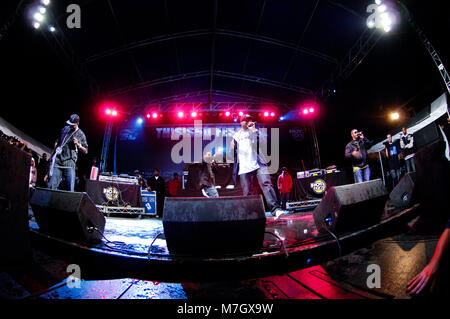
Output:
[{"xmin": 1, "ymin": 0, "xmax": 449, "ymax": 173}]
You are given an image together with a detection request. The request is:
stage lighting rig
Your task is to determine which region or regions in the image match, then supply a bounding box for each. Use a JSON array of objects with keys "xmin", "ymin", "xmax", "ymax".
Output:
[{"xmin": 366, "ymin": 0, "xmax": 397, "ymax": 33}]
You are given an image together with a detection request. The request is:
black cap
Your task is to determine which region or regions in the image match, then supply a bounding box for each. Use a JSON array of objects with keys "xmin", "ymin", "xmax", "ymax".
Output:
[
  {"xmin": 239, "ymin": 114, "xmax": 254, "ymax": 122},
  {"xmin": 66, "ymin": 114, "xmax": 80, "ymax": 125}
]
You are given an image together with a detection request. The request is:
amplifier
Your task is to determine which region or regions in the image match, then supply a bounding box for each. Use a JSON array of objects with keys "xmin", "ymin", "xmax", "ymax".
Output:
[
  {"xmin": 99, "ymin": 175, "xmax": 139, "ymax": 185},
  {"xmin": 297, "ymin": 171, "xmax": 310, "ymax": 179},
  {"xmin": 287, "ymin": 199, "xmax": 322, "ymax": 210},
  {"xmin": 308, "ymin": 169, "xmax": 322, "ymax": 177}
]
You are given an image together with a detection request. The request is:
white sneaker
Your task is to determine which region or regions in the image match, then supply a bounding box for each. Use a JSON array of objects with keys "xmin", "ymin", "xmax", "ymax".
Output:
[{"xmin": 273, "ymin": 209, "xmax": 285, "ymax": 220}]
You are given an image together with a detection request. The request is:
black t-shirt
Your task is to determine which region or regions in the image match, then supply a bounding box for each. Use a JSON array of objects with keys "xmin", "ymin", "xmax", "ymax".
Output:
[
  {"xmin": 384, "ymin": 140, "xmax": 401, "ymax": 170},
  {"xmin": 148, "ymin": 175, "xmax": 165, "ymax": 194},
  {"xmin": 37, "ymin": 159, "xmax": 49, "ymax": 177}
]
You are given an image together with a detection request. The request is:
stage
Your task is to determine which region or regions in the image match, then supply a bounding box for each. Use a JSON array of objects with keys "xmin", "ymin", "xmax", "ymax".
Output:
[
  {"xmin": 0, "ymin": 202, "xmax": 441, "ymax": 299},
  {"xmin": 27, "ymin": 202, "xmax": 421, "ymax": 284}
]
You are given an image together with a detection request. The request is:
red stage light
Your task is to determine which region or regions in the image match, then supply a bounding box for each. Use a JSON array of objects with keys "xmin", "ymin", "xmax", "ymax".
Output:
[
  {"xmin": 105, "ymin": 109, "xmax": 112, "ymax": 115},
  {"xmin": 225, "ymin": 111, "xmax": 230, "ymax": 117},
  {"xmin": 152, "ymin": 112, "xmax": 158, "ymax": 119},
  {"xmin": 303, "ymin": 109, "xmax": 309, "ymax": 115},
  {"xmin": 238, "ymin": 111, "xmax": 244, "ymax": 117},
  {"xmin": 177, "ymin": 111, "xmax": 184, "ymax": 118},
  {"xmin": 191, "ymin": 111, "xmax": 197, "ymax": 118},
  {"xmin": 111, "ymin": 110, "xmax": 118, "ymax": 117},
  {"xmin": 263, "ymin": 111, "xmax": 269, "ymax": 117},
  {"xmin": 270, "ymin": 112, "xmax": 275, "ymax": 117},
  {"xmin": 309, "ymin": 107, "xmax": 314, "ymax": 113},
  {"xmin": 146, "ymin": 113, "xmax": 151, "ymax": 119}
]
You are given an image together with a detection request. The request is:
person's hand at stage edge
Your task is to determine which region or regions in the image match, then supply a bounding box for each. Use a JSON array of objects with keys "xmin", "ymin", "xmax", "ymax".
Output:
[
  {"xmin": 406, "ymin": 260, "xmax": 439, "ymax": 295},
  {"xmin": 406, "ymin": 227, "xmax": 449, "ymax": 296}
]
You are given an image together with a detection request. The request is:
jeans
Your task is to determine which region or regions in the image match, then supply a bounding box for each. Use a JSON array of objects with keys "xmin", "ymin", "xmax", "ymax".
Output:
[
  {"xmin": 389, "ymin": 168, "xmax": 401, "ymax": 190},
  {"xmin": 240, "ymin": 167, "xmax": 280, "ymax": 212},
  {"xmin": 49, "ymin": 166, "xmax": 76, "ymax": 192},
  {"xmin": 405, "ymin": 157, "xmax": 415, "ymax": 173},
  {"xmin": 280, "ymin": 192, "xmax": 290, "ymax": 210},
  {"xmin": 354, "ymin": 166, "xmax": 371, "ymax": 183},
  {"xmin": 201, "ymin": 185, "xmax": 219, "ymax": 198}
]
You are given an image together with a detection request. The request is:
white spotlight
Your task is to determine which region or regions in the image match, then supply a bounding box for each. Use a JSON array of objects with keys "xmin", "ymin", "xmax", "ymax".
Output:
[
  {"xmin": 384, "ymin": 25, "xmax": 392, "ymax": 33},
  {"xmin": 390, "ymin": 112, "xmax": 400, "ymax": 120},
  {"xmin": 49, "ymin": 26, "xmax": 56, "ymax": 32},
  {"xmin": 367, "ymin": 20, "xmax": 375, "ymax": 28},
  {"xmin": 38, "ymin": 6, "xmax": 46, "ymax": 14},
  {"xmin": 41, "ymin": 0, "xmax": 51, "ymax": 6},
  {"xmin": 33, "ymin": 22, "xmax": 40, "ymax": 29},
  {"xmin": 33, "ymin": 12, "xmax": 44, "ymax": 22},
  {"xmin": 378, "ymin": 4, "xmax": 387, "ymax": 12},
  {"xmin": 375, "ymin": 0, "xmax": 382, "ymax": 4}
]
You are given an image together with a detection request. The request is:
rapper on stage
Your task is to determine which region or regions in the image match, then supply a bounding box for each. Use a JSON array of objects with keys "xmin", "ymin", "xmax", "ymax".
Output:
[
  {"xmin": 400, "ymin": 127, "xmax": 416, "ymax": 173},
  {"xmin": 49, "ymin": 114, "xmax": 88, "ymax": 192},
  {"xmin": 231, "ymin": 114, "xmax": 284, "ymax": 218},
  {"xmin": 345, "ymin": 129, "xmax": 372, "ymax": 183}
]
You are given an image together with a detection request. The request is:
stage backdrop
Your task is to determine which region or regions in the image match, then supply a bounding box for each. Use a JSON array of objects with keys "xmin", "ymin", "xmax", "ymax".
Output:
[{"xmin": 115, "ymin": 122, "xmax": 314, "ymax": 181}]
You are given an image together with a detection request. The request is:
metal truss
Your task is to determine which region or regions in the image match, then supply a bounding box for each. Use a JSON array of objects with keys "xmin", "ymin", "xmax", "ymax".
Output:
[
  {"xmin": 107, "ymin": 70, "xmax": 314, "ymax": 98},
  {"xmin": 318, "ymin": 28, "xmax": 382, "ymax": 97},
  {"xmin": 125, "ymin": 90, "xmax": 293, "ymax": 112},
  {"xmin": 83, "ymin": 29, "xmax": 338, "ymax": 66},
  {"xmin": 398, "ymin": 1, "xmax": 450, "ymax": 108},
  {"xmin": 41, "ymin": 8, "xmax": 99, "ymax": 96},
  {"xmin": 215, "ymin": 70, "xmax": 314, "ymax": 95},
  {"xmin": 96, "ymin": 205, "xmax": 146, "ymax": 215},
  {"xmin": 100, "ymin": 121, "xmax": 113, "ymax": 172},
  {"xmin": 0, "ymin": 0, "xmax": 27, "ymax": 42}
]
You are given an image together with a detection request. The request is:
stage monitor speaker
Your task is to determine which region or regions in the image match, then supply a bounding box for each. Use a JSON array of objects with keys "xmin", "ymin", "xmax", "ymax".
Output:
[
  {"xmin": 313, "ymin": 179, "xmax": 388, "ymax": 234},
  {"xmin": 389, "ymin": 172, "xmax": 416, "ymax": 208},
  {"xmin": 0, "ymin": 139, "xmax": 32, "ymax": 270},
  {"xmin": 414, "ymin": 141, "xmax": 450, "ymax": 207},
  {"xmin": 163, "ymin": 195, "xmax": 266, "ymax": 256},
  {"xmin": 30, "ymin": 188, "xmax": 105, "ymax": 244}
]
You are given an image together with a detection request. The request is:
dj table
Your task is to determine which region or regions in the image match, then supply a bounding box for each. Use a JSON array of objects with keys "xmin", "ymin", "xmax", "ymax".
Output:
[
  {"xmin": 291, "ymin": 171, "xmax": 348, "ymax": 201},
  {"xmin": 85, "ymin": 179, "xmax": 142, "ymax": 207}
]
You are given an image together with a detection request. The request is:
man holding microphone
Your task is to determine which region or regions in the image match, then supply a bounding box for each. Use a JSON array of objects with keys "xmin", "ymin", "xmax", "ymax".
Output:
[{"xmin": 345, "ymin": 129, "xmax": 372, "ymax": 183}]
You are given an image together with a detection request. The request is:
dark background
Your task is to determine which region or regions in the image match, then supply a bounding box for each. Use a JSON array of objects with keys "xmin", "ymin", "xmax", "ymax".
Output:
[
  {"xmin": 1, "ymin": 0, "xmax": 449, "ymax": 176},
  {"xmin": 115, "ymin": 123, "xmax": 312, "ymax": 179}
]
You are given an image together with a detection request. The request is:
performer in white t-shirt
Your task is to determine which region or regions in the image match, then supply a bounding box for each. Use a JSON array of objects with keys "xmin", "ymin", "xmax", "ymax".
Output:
[{"xmin": 231, "ymin": 114, "xmax": 285, "ymax": 219}]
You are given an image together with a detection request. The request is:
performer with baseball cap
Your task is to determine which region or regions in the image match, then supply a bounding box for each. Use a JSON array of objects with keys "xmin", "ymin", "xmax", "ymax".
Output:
[
  {"xmin": 231, "ymin": 114, "xmax": 285, "ymax": 219},
  {"xmin": 48, "ymin": 114, "xmax": 88, "ymax": 192}
]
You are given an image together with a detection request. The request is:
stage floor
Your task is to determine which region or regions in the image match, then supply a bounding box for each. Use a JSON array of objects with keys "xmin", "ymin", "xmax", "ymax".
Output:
[
  {"xmin": 96, "ymin": 211, "xmax": 320, "ymax": 256},
  {"xmin": 17, "ymin": 203, "xmax": 443, "ymax": 299},
  {"xmin": 2, "ymin": 229, "xmax": 441, "ymax": 299}
]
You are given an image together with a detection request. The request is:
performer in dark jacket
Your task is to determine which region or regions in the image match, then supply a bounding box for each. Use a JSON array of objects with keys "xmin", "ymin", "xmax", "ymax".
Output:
[
  {"xmin": 36, "ymin": 153, "xmax": 50, "ymax": 188},
  {"xmin": 199, "ymin": 151, "xmax": 219, "ymax": 198},
  {"xmin": 148, "ymin": 168, "xmax": 165, "ymax": 217},
  {"xmin": 345, "ymin": 129, "xmax": 372, "ymax": 183},
  {"xmin": 400, "ymin": 127, "xmax": 416, "ymax": 173},
  {"xmin": 49, "ymin": 114, "xmax": 88, "ymax": 192}
]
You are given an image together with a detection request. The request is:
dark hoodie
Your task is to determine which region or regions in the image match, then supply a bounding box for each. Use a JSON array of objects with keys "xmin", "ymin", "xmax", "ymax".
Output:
[{"xmin": 345, "ymin": 137, "xmax": 372, "ymax": 168}]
